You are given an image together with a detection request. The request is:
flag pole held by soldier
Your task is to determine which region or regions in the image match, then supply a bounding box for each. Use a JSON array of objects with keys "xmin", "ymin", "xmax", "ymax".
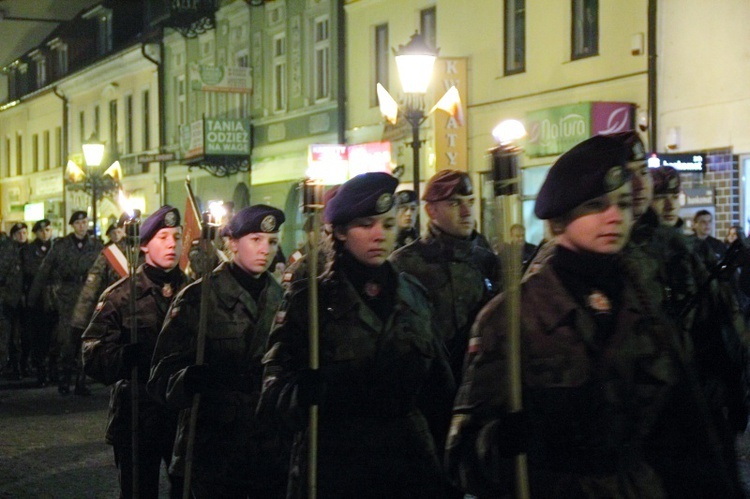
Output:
[
  {"xmin": 181, "ymin": 204, "xmax": 223, "ymax": 499},
  {"xmin": 302, "ymin": 176, "xmax": 324, "ymax": 499},
  {"xmin": 491, "ymin": 135, "xmax": 530, "ymax": 499},
  {"xmin": 120, "ymin": 192, "xmax": 142, "ymax": 499}
]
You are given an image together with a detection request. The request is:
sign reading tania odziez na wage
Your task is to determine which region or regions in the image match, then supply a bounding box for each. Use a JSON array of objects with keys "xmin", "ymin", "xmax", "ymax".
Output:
[
  {"xmin": 180, "ymin": 118, "xmax": 252, "ymax": 159},
  {"xmin": 525, "ymin": 102, "xmax": 635, "ymax": 157}
]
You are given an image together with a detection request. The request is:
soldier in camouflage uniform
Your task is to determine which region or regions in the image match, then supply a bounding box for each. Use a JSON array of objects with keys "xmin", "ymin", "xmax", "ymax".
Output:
[
  {"xmin": 259, "ymin": 173, "xmax": 454, "ymax": 498},
  {"xmin": 28, "ymin": 211, "xmax": 103, "ymax": 395},
  {"xmin": 20, "ymin": 219, "xmax": 56, "ymax": 385},
  {"xmin": 82, "ymin": 206, "xmax": 187, "ymax": 499},
  {"xmin": 447, "ymin": 135, "xmax": 737, "ymax": 498},
  {"xmin": 148, "ymin": 205, "xmax": 290, "ymax": 498},
  {"xmin": 389, "ymin": 170, "xmax": 501, "ymax": 384}
]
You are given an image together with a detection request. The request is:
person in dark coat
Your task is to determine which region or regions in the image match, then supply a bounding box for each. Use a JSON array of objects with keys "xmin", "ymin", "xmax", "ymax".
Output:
[
  {"xmin": 82, "ymin": 205, "xmax": 187, "ymax": 499},
  {"xmin": 259, "ymin": 172, "xmax": 455, "ymax": 498},
  {"xmin": 148, "ymin": 204, "xmax": 290, "ymax": 498},
  {"xmin": 28, "ymin": 210, "xmax": 103, "ymax": 395},
  {"xmin": 20, "ymin": 219, "xmax": 57, "ymax": 386},
  {"xmin": 447, "ymin": 134, "xmax": 739, "ymax": 498},
  {"xmin": 3, "ymin": 222, "xmax": 27, "ymax": 378}
]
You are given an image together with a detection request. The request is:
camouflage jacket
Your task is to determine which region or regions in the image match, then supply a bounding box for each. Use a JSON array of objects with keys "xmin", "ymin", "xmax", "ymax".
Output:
[
  {"xmin": 147, "ymin": 263, "xmax": 286, "ymax": 480},
  {"xmin": 27, "ymin": 233, "xmax": 103, "ymax": 313},
  {"xmin": 389, "ymin": 223, "xmax": 501, "ymax": 381},
  {"xmin": 446, "ymin": 260, "xmax": 736, "ymax": 498},
  {"xmin": 258, "ymin": 261, "xmax": 454, "ymax": 498},
  {"xmin": 81, "ymin": 265, "xmax": 187, "ymax": 445}
]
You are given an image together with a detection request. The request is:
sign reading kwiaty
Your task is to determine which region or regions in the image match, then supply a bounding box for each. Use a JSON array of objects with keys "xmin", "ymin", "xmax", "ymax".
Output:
[
  {"xmin": 526, "ymin": 102, "xmax": 634, "ymax": 157},
  {"xmin": 189, "ymin": 63, "xmax": 252, "ymax": 93},
  {"xmin": 433, "ymin": 58, "xmax": 468, "ymax": 171}
]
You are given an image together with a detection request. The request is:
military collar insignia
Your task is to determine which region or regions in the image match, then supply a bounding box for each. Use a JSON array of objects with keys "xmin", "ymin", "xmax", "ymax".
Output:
[
  {"xmin": 364, "ymin": 281, "xmax": 381, "ymax": 298},
  {"xmin": 77, "ymin": 241, "xmax": 84, "ymax": 249},
  {"xmin": 603, "ymin": 166, "xmax": 625, "ymax": 192},
  {"xmin": 261, "ymin": 215, "xmax": 277, "ymax": 233},
  {"xmin": 164, "ymin": 211, "xmax": 178, "ymax": 227},
  {"xmin": 375, "ymin": 193, "xmax": 393, "ymax": 213},
  {"xmin": 587, "ymin": 289, "xmax": 612, "ymax": 313},
  {"xmin": 162, "ymin": 283, "xmax": 173, "ymax": 298}
]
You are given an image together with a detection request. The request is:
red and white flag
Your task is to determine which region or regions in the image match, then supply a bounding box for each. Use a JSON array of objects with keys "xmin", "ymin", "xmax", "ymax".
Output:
[
  {"xmin": 180, "ymin": 178, "xmax": 202, "ymax": 273},
  {"xmin": 430, "ymin": 86, "xmax": 464, "ymax": 126},
  {"xmin": 102, "ymin": 243, "xmax": 129, "ymax": 278}
]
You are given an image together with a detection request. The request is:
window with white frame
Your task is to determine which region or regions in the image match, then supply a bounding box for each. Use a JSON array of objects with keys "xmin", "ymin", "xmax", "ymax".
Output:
[
  {"xmin": 504, "ymin": 0, "xmax": 525, "ymax": 74},
  {"xmin": 373, "ymin": 23, "xmax": 388, "ymax": 107},
  {"xmin": 572, "ymin": 0, "xmax": 598, "ymax": 59},
  {"xmin": 142, "ymin": 89, "xmax": 151, "ymax": 150},
  {"xmin": 273, "ymin": 33, "xmax": 287, "ymax": 112},
  {"xmin": 43, "ymin": 130, "xmax": 50, "ymax": 170},
  {"xmin": 35, "ymin": 57, "xmax": 47, "ymax": 88},
  {"xmin": 55, "ymin": 127, "xmax": 62, "ymax": 167},
  {"xmin": 79, "ymin": 111, "xmax": 86, "ymax": 145},
  {"xmin": 125, "ymin": 95, "xmax": 133, "ymax": 154},
  {"xmin": 313, "ymin": 15, "xmax": 330, "ymax": 101},
  {"xmin": 109, "ymin": 100, "xmax": 118, "ymax": 155}
]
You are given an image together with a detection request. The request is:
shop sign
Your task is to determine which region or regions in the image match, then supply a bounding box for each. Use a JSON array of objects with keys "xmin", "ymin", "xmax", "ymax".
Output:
[
  {"xmin": 433, "ymin": 58, "xmax": 468, "ymax": 171},
  {"xmin": 526, "ymin": 102, "xmax": 634, "ymax": 157},
  {"xmin": 307, "ymin": 142, "xmax": 392, "ymax": 184},
  {"xmin": 648, "ymin": 153, "xmax": 705, "ymax": 173},
  {"xmin": 180, "ymin": 121, "xmax": 204, "ymax": 159},
  {"xmin": 189, "ymin": 63, "xmax": 252, "ymax": 93},
  {"xmin": 682, "ymin": 187, "xmax": 713, "ymax": 206},
  {"xmin": 347, "ymin": 142, "xmax": 392, "ymax": 177},
  {"xmin": 204, "ymin": 119, "xmax": 251, "ymax": 156},
  {"xmin": 34, "ymin": 172, "xmax": 62, "ymax": 197}
]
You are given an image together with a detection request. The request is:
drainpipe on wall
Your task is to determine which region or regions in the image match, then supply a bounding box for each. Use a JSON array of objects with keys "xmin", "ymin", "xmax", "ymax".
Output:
[
  {"xmin": 52, "ymin": 86, "xmax": 69, "ymax": 229},
  {"xmin": 141, "ymin": 35, "xmax": 167, "ymax": 205},
  {"xmin": 647, "ymin": 0, "xmax": 657, "ymax": 151}
]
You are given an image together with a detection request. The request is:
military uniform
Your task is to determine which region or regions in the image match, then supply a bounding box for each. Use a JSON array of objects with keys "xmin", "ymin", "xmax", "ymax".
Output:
[
  {"xmin": 390, "ymin": 223, "xmax": 500, "ymax": 382},
  {"xmin": 28, "ymin": 228, "xmax": 103, "ymax": 392},
  {"xmin": 82, "ymin": 264, "xmax": 187, "ymax": 498},
  {"xmin": 0, "ymin": 234, "xmax": 22, "ymax": 377},
  {"xmin": 260, "ymin": 261, "xmax": 454, "ymax": 498},
  {"xmin": 148, "ymin": 263, "xmax": 288, "ymax": 498}
]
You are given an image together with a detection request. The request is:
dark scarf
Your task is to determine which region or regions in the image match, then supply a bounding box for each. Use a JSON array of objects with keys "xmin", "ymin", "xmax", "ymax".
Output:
[
  {"xmin": 339, "ymin": 250, "xmax": 396, "ymax": 323},
  {"xmin": 144, "ymin": 264, "xmax": 183, "ymax": 289},
  {"xmin": 72, "ymin": 233, "xmax": 88, "ymax": 250},
  {"xmin": 228, "ymin": 262, "xmax": 268, "ymax": 303},
  {"xmin": 552, "ymin": 245, "xmax": 624, "ymax": 343}
]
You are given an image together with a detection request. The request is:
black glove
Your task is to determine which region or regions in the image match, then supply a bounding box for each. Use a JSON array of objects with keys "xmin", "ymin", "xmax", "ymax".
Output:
[
  {"xmin": 182, "ymin": 364, "xmax": 211, "ymax": 396},
  {"xmin": 494, "ymin": 410, "xmax": 531, "ymax": 457},
  {"xmin": 121, "ymin": 342, "xmax": 150, "ymax": 369},
  {"xmin": 296, "ymin": 368, "xmax": 326, "ymax": 408}
]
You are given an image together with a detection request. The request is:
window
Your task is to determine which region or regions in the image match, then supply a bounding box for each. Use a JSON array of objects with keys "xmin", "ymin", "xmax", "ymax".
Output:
[
  {"xmin": 97, "ymin": 11, "xmax": 113, "ymax": 56},
  {"xmin": 35, "ymin": 57, "xmax": 47, "ymax": 88},
  {"xmin": 176, "ymin": 76, "xmax": 186, "ymax": 126},
  {"xmin": 57, "ymin": 43, "xmax": 68, "ymax": 75},
  {"xmin": 313, "ymin": 16, "xmax": 330, "ymax": 101},
  {"xmin": 572, "ymin": 0, "xmax": 598, "ymax": 59},
  {"xmin": 43, "ymin": 130, "xmax": 50, "ymax": 170},
  {"xmin": 109, "ymin": 100, "xmax": 117, "ymax": 155},
  {"xmin": 94, "ymin": 105, "xmax": 101, "ymax": 139},
  {"xmin": 125, "ymin": 95, "xmax": 133, "ymax": 154},
  {"xmin": 55, "ymin": 127, "xmax": 62, "ymax": 167},
  {"xmin": 15, "ymin": 133, "xmax": 22, "ymax": 176},
  {"xmin": 373, "ymin": 24, "xmax": 389, "ymax": 107},
  {"xmin": 420, "ymin": 7, "xmax": 437, "ymax": 49},
  {"xmin": 5, "ymin": 137, "xmax": 10, "ymax": 177},
  {"xmin": 142, "ymin": 90, "xmax": 150, "ymax": 150},
  {"xmin": 32, "ymin": 134, "xmax": 39, "ymax": 172},
  {"xmin": 234, "ymin": 51, "xmax": 250, "ymax": 119},
  {"xmin": 273, "ymin": 33, "xmax": 287, "ymax": 112},
  {"xmin": 79, "ymin": 111, "xmax": 85, "ymax": 146},
  {"xmin": 504, "ymin": 0, "xmax": 525, "ymax": 74}
]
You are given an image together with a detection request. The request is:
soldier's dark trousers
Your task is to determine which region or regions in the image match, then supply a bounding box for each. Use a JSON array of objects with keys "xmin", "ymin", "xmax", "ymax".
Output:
[
  {"xmin": 27, "ymin": 307, "xmax": 57, "ymax": 383},
  {"xmin": 8, "ymin": 306, "xmax": 31, "ymax": 375},
  {"xmin": 113, "ymin": 437, "xmax": 182, "ymax": 499},
  {"xmin": 0, "ymin": 305, "xmax": 10, "ymax": 375}
]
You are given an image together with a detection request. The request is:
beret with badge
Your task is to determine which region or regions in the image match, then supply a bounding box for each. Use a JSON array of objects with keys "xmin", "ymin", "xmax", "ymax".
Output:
[
  {"xmin": 534, "ymin": 134, "xmax": 634, "ymax": 220},
  {"xmin": 395, "ymin": 190, "xmax": 418, "ymax": 206},
  {"xmin": 652, "ymin": 166, "xmax": 681, "ymax": 195},
  {"xmin": 69, "ymin": 210, "xmax": 88, "ymax": 225},
  {"xmin": 324, "ymin": 172, "xmax": 399, "ymax": 226},
  {"xmin": 32, "ymin": 219, "xmax": 51, "ymax": 233},
  {"xmin": 423, "ymin": 170, "xmax": 473, "ymax": 202},
  {"xmin": 225, "ymin": 204, "xmax": 285, "ymax": 239},
  {"xmin": 140, "ymin": 205, "xmax": 181, "ymax": 245},
  {"xmin": 10, "ymin": 222, "xmax": 27, "ymax": 236}
]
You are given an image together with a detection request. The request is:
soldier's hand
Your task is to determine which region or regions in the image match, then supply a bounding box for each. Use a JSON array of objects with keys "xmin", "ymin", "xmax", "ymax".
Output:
[
  {"xmin": 296, "ymin": 368, "xmax": 326, "ymax": 408},
  {"xmin": 182, "ymin": 364, "xmax": 211, "ymax": 396}
]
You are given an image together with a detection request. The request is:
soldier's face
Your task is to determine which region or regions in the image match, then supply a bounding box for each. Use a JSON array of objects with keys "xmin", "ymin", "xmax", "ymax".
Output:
[
  {"xmin": 397, "ymin": 204, "xmax": 417, "ymax": 229},
  {"xmin": 556, "ymin": 183, "xmax": 634, "ymax": 254},
  {"xmin": 694, "ymin": 214, "xmax": 712, "ymax": 238},
  {"xmin": 12, "ymin": 228, "xmax": 27, "ymax": 243},
  {"xmin": 72, "ymin": 219, "xmax": 88, "ymax": 238},
  {"xmin": 35, "ymin": 227, "xmax": 52, "ymax": 242},
  {"xmin": 652, "ymin": 192, "xmax": 681, "ymax": 226},
  {"xmin": 108, "ymin": 227, "xmax": 126, "ymax": 243},
  {"xmin": 141, "ymin": 227, "xmax": 182, "ymax": 270},
  {"xmin": 626, "ymin": 160, "xmax": 653, "ymax": 218},
  {"xmin": 229, "ymin": 232, "xmax": 280, "ymax": 275},
  {"xmin": 336, "ymin": 210, "xmax": 397, "ymax": 267},
  {"xmin": 510, "ymin": 227, "xmax": 525, "ymax": 244},
  {"xmin": 426, "ymin": 194, "xmax": 475, "ymax": 238}
]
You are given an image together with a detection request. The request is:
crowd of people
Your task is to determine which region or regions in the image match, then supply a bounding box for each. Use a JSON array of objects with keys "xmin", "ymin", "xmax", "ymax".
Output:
[{"xmin": 1, "ymin": 129, "xmax": 749, "ymax": 498}]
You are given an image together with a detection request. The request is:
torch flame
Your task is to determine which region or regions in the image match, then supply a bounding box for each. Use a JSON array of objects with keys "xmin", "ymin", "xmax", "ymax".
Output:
[
  {"xmin": 118, "ymin": 189, "xmax": 135, "ymax": 218},
  {"xmin": 208, "ymin": 201, "xmax": 227, "ymax": 224},
  {"xmin": 66, "ymin": 160, "xmax": 85, "ymax": 183}
]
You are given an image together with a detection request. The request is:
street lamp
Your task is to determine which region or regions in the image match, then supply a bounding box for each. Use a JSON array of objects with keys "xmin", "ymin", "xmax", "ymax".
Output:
[
  {"xmin": 377, "ymin": 31, "xmax": 439, "ymax": 235},
  {"xmin": 82, "ymin": 134, "xmax": 105, "ymax": 236}
]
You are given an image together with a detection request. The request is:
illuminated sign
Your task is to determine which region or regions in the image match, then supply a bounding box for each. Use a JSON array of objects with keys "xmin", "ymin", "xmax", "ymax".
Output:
[
  {"xmin": 307, "ymin": 142, "xmax": 392, "ymax": 184},
  {"xmin": 24, "ymin": 202, "xmax": 45, "ymax": 221},
  {"xmin": 648, "ymin": 153, "xmax": 705, "ymax": 172}
]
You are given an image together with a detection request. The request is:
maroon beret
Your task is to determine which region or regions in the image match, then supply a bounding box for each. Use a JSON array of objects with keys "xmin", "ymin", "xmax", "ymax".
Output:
[
  {"xmin": 423, "ymin": 170, "xmax": 473, "ymax": 202},
  {"xmin": 652, "ymin": 166, "xmax": 681, "ymax": 195}
]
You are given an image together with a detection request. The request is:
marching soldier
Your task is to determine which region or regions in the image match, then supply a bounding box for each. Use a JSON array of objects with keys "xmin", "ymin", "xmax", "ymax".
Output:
[
  {"xmin": 28, "ymin": 211, "xmax": 103, "ymax": 395},
  {"xmin": 390, "ymin": 170, "xmax": 501, "ymax": 384},
  {"xmin": 20, "ymin": 219, "xmax": 56, "ymax": 386},
  {"xmin": 394, "ymin": 189, "xmax": 419, "ymax": 249},
  {"xmin": 149, "ymin": 205, "xmax": 289, "ymax": 498},
  {"xmin": 447, "ymin": 134, "xmax": 738, "ymax": 498},
  {"xmin": 82, "ymin": 205, "xmax": 187, "ymax": 499},
  {"xmin": 259, "ymin": 172, "xmax": 454, "ymax": 498}
]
